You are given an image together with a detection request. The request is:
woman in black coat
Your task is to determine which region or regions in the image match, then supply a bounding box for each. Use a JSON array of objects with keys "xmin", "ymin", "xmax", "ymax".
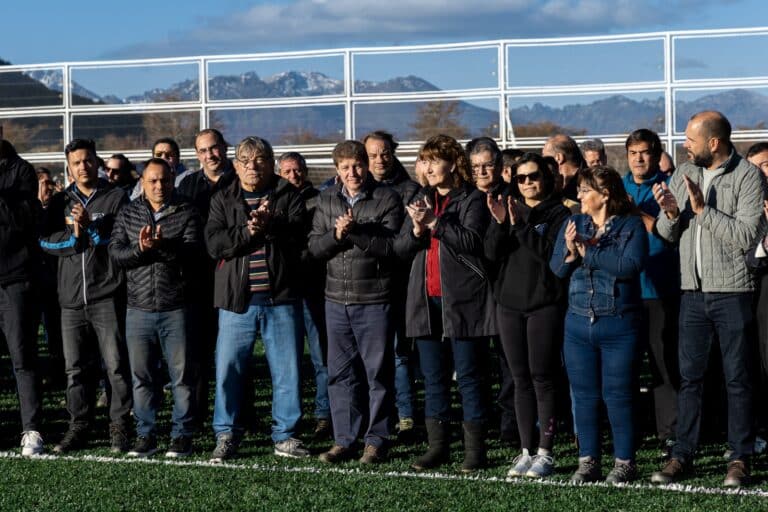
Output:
[
  {"xmin": 394, "ymin": 134, "xmax": 496, "ymax": 473},
  {"xmin": 484, "ymin": 152, "xmax": 570, "ymax": 478}
]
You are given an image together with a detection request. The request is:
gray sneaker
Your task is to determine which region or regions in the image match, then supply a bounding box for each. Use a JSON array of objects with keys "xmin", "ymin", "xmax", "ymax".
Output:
[
  {"xmin": 571, "ymin": 457, "xmax": 601, "ymax": 483},
  {"xmin": 274, "ymin": 437, "xmax": 310, "ymax": 459},
  {"xmin": 210, "ymin": 433, "xmax": 239, "ymax": 463},
  {"xmin": 606, "ymin": 460, "xmax": 637, "ymax": 484},
  {"xmin": 526, "ymin": 453, "xmax": 555, "ymax": 478},
  {"xmin": 507, "ymin": 449, "xmax": 533, "ymax": 477}
]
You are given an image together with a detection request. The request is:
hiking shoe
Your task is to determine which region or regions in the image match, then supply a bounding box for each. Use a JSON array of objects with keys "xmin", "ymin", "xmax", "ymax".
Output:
[
  {"xmin": 274, "ymin": 437, "xmax": 310, "ymax": 459},
  {"xmin": 314, "ymin": 418, "xmax": 331, "ymax": 439},
  {"xmin": 318, "ymin": 444, "xmax": 354, "ymax": 464},
  {"xmin": 127, "ymin": 435, "xmax": 158, "ymax": 458},
  {"xmin": 397, "ymin": 417, "xmax": 416, "ymax": 444},
  {"xmin": 606, "ymin": 460, "xmax": 638, "ymax": 484},
  {"xmin": 507, "ymin": 449, "xmax": 533, "ymax": 477},
  {"xmin": 526, "ymin": 453, "xmax": 555, "ymax": 478},
  {"xmin": 359, "ymin": 444, "xmax": 386, "ymax": 464},
  {"xmin": 724, "ymin": 460, "xmax": 749, "ymax": 487},
  {"xmin": 20, "ymin": 431, "xmax": 44, "ymax": 457},
  {"xmin": 109, "ymin": 424, "xmax": 130, "ymax": 453},
  {"xmin": 651, "ymin": 457, "xmax": 688, "ymax": 484},
  {"xmin": 165, "ymin": 436, "xmax": 193, "ymax": 458},
  {"xmin": 210, "ymin": 433, "xmax": 238, "ymax": 462},
  {"xmin": 570, "ymin": 457, "xmax": 601, "ymax": 483},
  {"xmin": 53, "ymin": 427, "xmax": 88, "ymax": 454}
]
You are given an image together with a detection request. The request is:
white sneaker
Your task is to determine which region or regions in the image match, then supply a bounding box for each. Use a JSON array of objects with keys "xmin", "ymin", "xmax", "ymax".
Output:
[
  {"xmin": 21, "ymin": 431, "xmax": 44, "ymax": 456},
  {"xmin": 507, "ymin": 449, "xmax": 533, "ymax": 477},
  {"xmin": 526, "ymin": 453, "xmax": 555, "ymax": 478}
]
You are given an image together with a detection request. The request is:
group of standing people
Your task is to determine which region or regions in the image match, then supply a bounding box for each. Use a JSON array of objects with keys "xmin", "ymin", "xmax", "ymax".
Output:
[{"xmin": 0, "ymin": 107, "xmax": 765, "ymax": 488}]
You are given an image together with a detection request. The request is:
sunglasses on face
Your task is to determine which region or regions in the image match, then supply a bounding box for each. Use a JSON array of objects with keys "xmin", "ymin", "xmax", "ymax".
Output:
[{"xmin": 515, "ymin": 171, "xmax": 542, "ymax": 184}]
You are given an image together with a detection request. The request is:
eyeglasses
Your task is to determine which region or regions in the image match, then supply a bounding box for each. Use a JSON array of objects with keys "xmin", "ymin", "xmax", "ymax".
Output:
[
  {"xmin": 515, "ymin": 171, "xmax": 542, "ymax": 184},
  {"xmin": 471, "ymin": 162, "xmax": 495, "ymax": 175},
  {"xmin": 237, "ymin": 157, "xmax": 269, "ymax": 171},
  {"xmin": 578, "ymin": 187, "xmax": 596, "ymax": 195}
]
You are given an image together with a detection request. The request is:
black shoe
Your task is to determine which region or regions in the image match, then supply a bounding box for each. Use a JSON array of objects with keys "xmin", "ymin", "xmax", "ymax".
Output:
[
  {"xmin": 411, "ymin": 418, "xmax": 450, "ymax": 471},
  {"xmin": 53, "ymin": 427, "xmax": 88, "ymax": 454},
  {"xmin": 109, "ymin": 424, "xmax": 130, "ymax": 453},
  {"xmin": 165, "ymin": 436, "xmax": 193, "ymax": 458},
  {"xmin": 127, "ymin": 435, "xmax": 158, "ymax": 458}
]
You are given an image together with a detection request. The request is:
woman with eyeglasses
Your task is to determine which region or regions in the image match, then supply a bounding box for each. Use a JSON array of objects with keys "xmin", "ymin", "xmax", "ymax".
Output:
[
  {"xmin": 395, "ymin": 134, "xmax": 496, "ymax": 473},
  {"xmin": 484, "ymin": 152, "xmax": 570, "ymax": 478},
  {"xmin": 550, "ymin": 166, "xmax": 648, "ymax": 484}
]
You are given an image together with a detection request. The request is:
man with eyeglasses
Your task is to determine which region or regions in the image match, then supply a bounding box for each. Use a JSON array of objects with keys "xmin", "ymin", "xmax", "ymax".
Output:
[
  {"xmin": 177, "ymin": 129, "xmax": 236, "ymax": 428},
  {"xmin": 206, "ymin": 136, "xmax": 308, "ymax": 462},
  {"xmin": 466, "ymin": 137, "xmax": 518, "ymax": 448}
]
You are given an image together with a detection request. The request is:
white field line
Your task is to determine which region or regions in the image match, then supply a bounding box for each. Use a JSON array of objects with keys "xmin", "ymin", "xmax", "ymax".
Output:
[{"xmin": 2, "ymin": 450, "xmax": 767, "ymax": 499}]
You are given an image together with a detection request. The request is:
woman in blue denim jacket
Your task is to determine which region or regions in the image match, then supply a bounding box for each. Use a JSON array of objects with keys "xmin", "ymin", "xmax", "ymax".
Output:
[{"xmin": 550, "ymin": 166, "xmax": 648, "ymax": 484}]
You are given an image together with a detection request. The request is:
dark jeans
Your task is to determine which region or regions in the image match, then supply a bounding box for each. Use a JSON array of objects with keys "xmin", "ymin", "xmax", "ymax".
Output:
[
  {"xmin": 126, "ymin": 308, "xmax": 196, "ymax": 438},
  {"xmin": 61, "ymin": 298, "xmax": 133, "ymax": 429},
  {"xmin": 0, "ymin": 281, "xmax": 42, "ymax": 432},
  {"xmin": 642, "ymin": 297, "xmax": 679, "ymax": 442},
  {"xmin": 564, "ymin": 311, "xmax": 640, "ymax": 461},
  {"xmin": 325, "ymin": 301, "xmax": 394, "ymax": 448},
  {"xmin": 673, "ymin": 291, "xmax": 754, "ymax": 463},
  {"xmin": 497, "ymin": 303, "xmax": 562, "ymax": 452},
  {"xmin": 416, "ymin": 298, "xmax": 488, "ymax": 423}
]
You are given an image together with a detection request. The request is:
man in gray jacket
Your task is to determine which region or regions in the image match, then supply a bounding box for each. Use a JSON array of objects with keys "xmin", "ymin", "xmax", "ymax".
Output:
[{"xmin": 650, "ymin": 111, "xmax": 763, "ymax": 487}]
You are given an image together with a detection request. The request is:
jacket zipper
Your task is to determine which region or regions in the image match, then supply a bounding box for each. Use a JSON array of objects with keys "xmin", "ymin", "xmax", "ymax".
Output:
[{"xmin": 457, "ymin": 254, "xmax": 486, "ymax": 280}]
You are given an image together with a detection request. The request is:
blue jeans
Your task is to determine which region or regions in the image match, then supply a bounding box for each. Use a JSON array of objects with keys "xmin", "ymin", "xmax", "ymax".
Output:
[
  {"xmin": 61, "ymin": 298, "xmax": 132, "ymax": 428},
  {"xmin": 213, "ymin": 302, "xmax": 302, "ymax": 443},
  {"xmin": 325, "ymin": 301, "xmax": 393, "ymax": 448},
  {"xmin": 673, "ymin": 292, "xmax": 754, "ymax": 463},
  {"xmin": 417, "ymin": 337, "xmax": 488, "ymax": 422},
  {"xmin": 394, "ymin": 330, "xmax": 415, "ymax": 419},
  {"xmin": 564, "ymin": 311, "xmax": 640, "ymax": 461},
  {"xmin": 126, "ymin": 308, "xmax": 196, "ymax": 438},
  {"xmin": 302, "ymin": 298, "xmax": 330, "ymax": 419}
]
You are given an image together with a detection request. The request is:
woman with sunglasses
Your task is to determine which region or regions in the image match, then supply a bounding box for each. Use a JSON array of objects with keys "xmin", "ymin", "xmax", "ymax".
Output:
[
  {"xmin": 395, "ymin": 134, "xmax": 496, "ymax": 473},
  {"xmin": 550, "ymin": 166, "xmax": 648, "ymax": 484},
  {"xmin": 484, "ymin": 152, "xmax": 570, "ymax": 478}
]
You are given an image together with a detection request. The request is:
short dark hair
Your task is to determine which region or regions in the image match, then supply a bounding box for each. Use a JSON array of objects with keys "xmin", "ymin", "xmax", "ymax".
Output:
[
  {"xmin": 108, "ymin": 153, "xmax": 133, "ymax": 173},
  {"xmin": 152, "ymin": 137, "xmax": 180, "ymax": 158},
  {"xmin": 36, "ymin": 167, "xmax": 52, "ymax": 178},
  {"xmin": 65, "ymin": 138, "xmax": 96, "ymax": 158},
  {"xmin": 332, "ymin": 140, "xmax": 368, "ymax": 167},
  {"xmin": 142, "ymin": 157, "xmax": 172, "ymax": 176},
  {"xmin": 501, "ymin": 148, "xmax": 524, "ymax": 168},
  {"xmin": 746, "ymin": 142, "xmax": 768, "ymax": 160},
  {"xmin": 577, "ymin": 165, "xmax": 633, "ymax": 217},
  {"xmin": 513, "ymin": 152, "xmax": 557, "ymax": 199},
  {"xmin": 625, "ymin": 129, "xmax": 662, "ymax": 158},
  {"xmin": 362, "ymin": 131, "xmax": 399, "ymax": 153},
  {"xmin": 195, "ymin": 128, "xmax": 227, "ymax": 149},
  {"xmin": 278, "ymin": 152, "xmax": 307, "ymax": 173},
  {"xmin": 0, "ymin": 139, "xmax": 18, "ymax": 159}
]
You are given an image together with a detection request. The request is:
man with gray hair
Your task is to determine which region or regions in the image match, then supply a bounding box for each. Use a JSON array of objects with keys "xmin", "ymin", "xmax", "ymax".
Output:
[
  {"xmin": 206, "ymin": 136, "xmax": 308, "ymax": 462},
  {"xmin": 580, "ymin": 139, "xmax": 607, "ymax": 168},
  {"xmin": 651, "ymin": 111, "xmax": 763, "ymax": 487}
]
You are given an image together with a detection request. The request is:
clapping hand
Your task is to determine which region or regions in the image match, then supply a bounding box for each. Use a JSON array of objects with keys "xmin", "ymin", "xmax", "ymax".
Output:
[
  {"xmin": 334, "ymin": 208, "xmax": 355, "ymax": 241},
  {"xmin": 139, "ymin": 224, "xmax": 162, "ymax": 252},
  {"xmin": 652, "ymin": 181, "xmax": 679, "ymax": 219},
  {"xmin": 564, "ymin": 220, "xmax": 585, "ymax": 261}
]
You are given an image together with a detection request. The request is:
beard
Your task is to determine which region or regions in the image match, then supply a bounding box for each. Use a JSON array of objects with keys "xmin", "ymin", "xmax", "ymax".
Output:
[{"xmin": 689, "ymin": 148, "xmax": 714, "ymax": 168}]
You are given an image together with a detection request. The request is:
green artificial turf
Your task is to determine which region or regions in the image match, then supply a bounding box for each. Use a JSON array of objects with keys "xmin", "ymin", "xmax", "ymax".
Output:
[{"xmin": 0, "ymin": 337, "xmax": 766, "ymax": 511}]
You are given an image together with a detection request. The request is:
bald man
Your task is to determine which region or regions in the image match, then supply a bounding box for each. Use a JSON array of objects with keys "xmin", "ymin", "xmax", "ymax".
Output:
[
  {"xmin": 651, "ymin": 111, "xmax": 763, "ymax": 488},
  {"xmin": 542, "ymin": 134, "xmax": 585, "ymax": 202}
]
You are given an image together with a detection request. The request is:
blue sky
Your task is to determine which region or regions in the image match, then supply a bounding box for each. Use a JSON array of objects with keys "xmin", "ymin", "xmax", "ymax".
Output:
[{"xmin": 2, "ymin": 0, "xmax": 767, "ymax": 66}]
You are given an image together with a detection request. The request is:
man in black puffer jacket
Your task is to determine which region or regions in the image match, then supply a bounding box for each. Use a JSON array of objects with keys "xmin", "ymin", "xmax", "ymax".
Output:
[
  {"xmin": 40, "ymin": 138, "xmax": 133, "ymax": 454},
  {"xmin": 0, "ymin": 139, "xmax": 44, "ymax": 456},
  {"xmin": 110, "ymin": 158, "xmax": 203, "ymax": 459},
  {"xmin": 309, "ymin": 140, "xmax": 403, "ymax": 464}
]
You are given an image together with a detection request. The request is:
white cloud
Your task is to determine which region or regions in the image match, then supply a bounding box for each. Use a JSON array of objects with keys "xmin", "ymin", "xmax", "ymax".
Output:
[{"xmin": 101, "ymin": 0, "xmax": 742, "ymax": 60}]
